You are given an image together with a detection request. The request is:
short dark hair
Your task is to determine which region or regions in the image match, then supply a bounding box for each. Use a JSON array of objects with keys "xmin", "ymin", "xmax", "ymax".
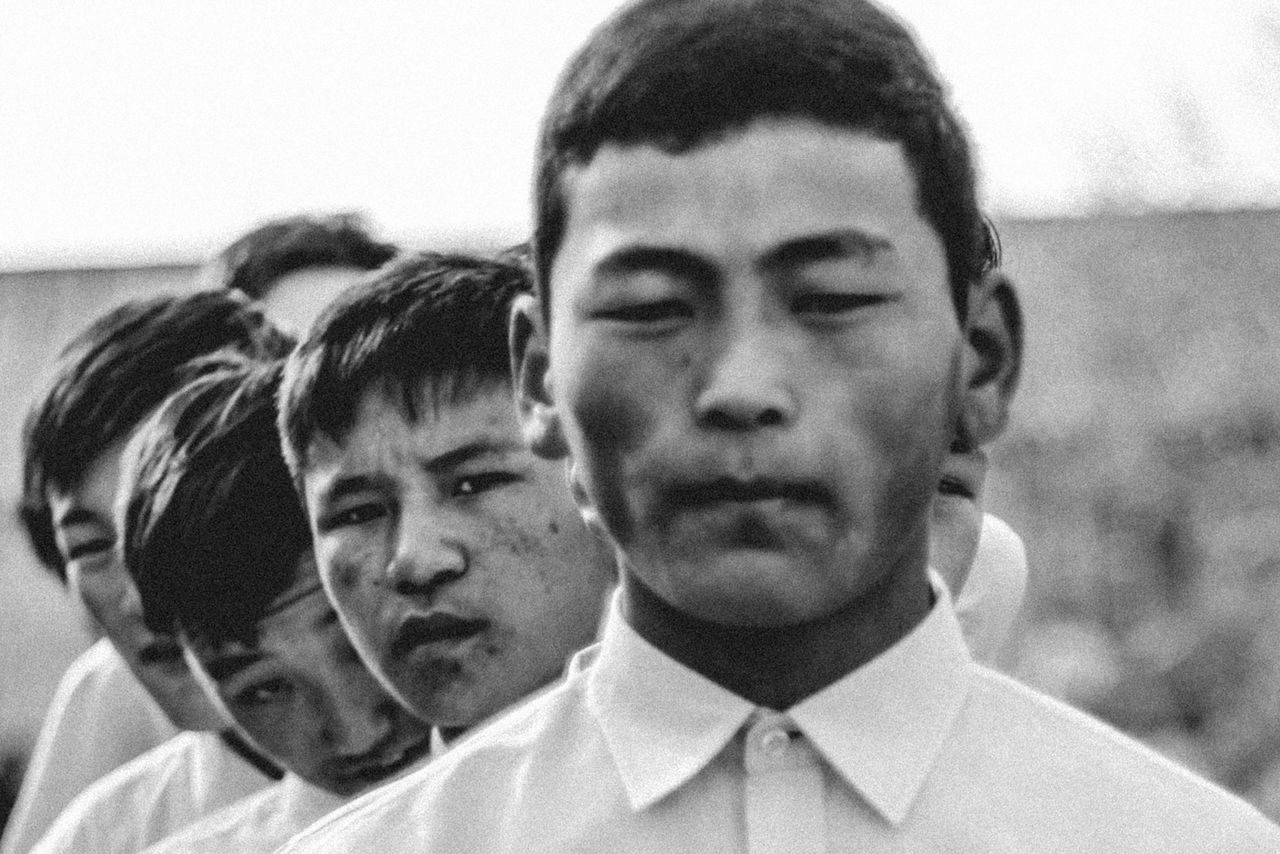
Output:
[
  {"xmin": 20, "ymin": 292, "xmax": 292, "ymax": 579},
  {"xmin": 533, "ymin": 0, "xmax": 997, "ymax": 320},
  {"xmin": 211, "ymin": 213, "xmax": 398, "ymax": 300},
  {"xmin": 121, "ymin": 358, "xmax": 313, "ymax": 643},
  {"xmin": 279, "ymin": 250, "xmax": 530, "ymax": 478}
]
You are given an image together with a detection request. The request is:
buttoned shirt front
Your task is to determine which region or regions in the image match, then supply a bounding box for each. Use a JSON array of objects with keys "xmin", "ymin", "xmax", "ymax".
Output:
[{"xmin": 282, "ymin": 578, "xmax": 1279, "ymax": 854}]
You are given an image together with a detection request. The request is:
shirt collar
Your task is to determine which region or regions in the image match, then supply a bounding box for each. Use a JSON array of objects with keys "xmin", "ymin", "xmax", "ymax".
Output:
[
  {"xmin": 789, "ymin": 571, "xmax": 971, "ymax": 824},
  {"xmin": 585, "ymin": 572, "xmax": 972, "ymax": 822},
  {"xmin": 586, "ymin": 593, "xmax": 756, "ymax": 810}
]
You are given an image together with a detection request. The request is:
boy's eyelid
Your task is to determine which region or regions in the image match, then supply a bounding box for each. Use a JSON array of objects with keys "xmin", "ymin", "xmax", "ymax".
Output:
[
  {"xmin": 449, "ymin": 469, "xmax": 525, "ymax": 498},
  {"xmin": 65, "ymin": 537, "xmax": 115, "ymax": 562},
  {"xmin": 316, "ymin": 496, "xmax": 390, "ymax": 532}
]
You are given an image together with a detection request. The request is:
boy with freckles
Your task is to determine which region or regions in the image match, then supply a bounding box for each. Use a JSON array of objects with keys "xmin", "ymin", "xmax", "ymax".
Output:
[{"xmin": 283, "ymin": 0, "xmax": 1278, "ymax": 851}]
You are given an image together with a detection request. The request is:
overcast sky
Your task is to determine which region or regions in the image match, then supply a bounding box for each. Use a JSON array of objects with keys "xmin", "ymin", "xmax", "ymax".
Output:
[{"xmin": 2, "ymin": 0, "xmax": 1278, "ymax": 268}]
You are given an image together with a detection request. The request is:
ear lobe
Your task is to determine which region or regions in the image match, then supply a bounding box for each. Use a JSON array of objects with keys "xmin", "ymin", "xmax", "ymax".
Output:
[
  {"xmin": 510, "ymin": 293, "xmax": 569, "ymax": 459},
  {"xmin": 959, "ymin": 271, "xmax": 1023, "ymax": 445}
]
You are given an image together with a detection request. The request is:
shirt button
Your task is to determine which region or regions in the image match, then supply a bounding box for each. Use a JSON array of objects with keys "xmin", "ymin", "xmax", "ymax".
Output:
[{"xmin": 760, "ymin": 728, "xmax": 790, "ymax": 758}]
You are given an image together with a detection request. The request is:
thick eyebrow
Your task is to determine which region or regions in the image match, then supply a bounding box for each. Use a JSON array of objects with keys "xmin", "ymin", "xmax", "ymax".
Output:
[
  {"xmin": 318, "ymin": 474, "xmax": 383, "ymax": 507},
  {"xmin": 204, "ymin": 649, "xmax": 266, "ymax": 682},
  {"xmin": 420, "ymin": 438, "xmax": 523, "ymax": 475},
  {"xmin": 593, "ymin": 245, "xmax": 719, "ymax": 284},
  {"xmin": 757, "ymin": 230, "xmax": 895, "ymax": 273}
]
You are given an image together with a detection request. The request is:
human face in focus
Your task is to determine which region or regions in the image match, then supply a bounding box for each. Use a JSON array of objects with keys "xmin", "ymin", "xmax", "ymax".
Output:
[
  {"xmin": 527, "ymin": 119, "xmax": 967, "ymax": 628},
  {"xmin": 303, "ymin": 384, "xmax": 615, "ymax": 728},
  {"xmin": 184, "ymin": 559, "xmax": 434, "ymax": 797},
  {"xmin": 47, "ymin": 440, "xmax": 224, "ymax": 731}
]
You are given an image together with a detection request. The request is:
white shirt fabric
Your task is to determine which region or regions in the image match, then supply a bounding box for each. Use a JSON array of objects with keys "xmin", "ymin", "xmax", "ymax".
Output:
[
  {"xmin": 29, "ymin": 730, "xmax": 272, "ymax": 854},
  {"xmin": 281, "ymin": 580, "xmax": 1279, "ymax": 854},
  {"xmin": 1, "ymin": 639, "xmax": 177, "ymax": 854},
  {"xmin": 139, "ymin": 773, "xmax": 346, "ymax": 854},
  {"xmin": 954, "ymin": 512, "xmax": 1028, "ymax": 665},
  {"xmin": 138, "ymin": 728, "xmax": 447, "ymax": 854}
]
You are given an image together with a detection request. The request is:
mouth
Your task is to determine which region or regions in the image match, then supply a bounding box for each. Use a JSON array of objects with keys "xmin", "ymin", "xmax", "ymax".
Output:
[
  {"xmin": 667, "ymin": 477, "xmax": 831, "ymax": 510},
  {"xmin": 331, "ymin": 732, "xmax": 436, "ymax": 789},
  {"xmin": 389, "ymin": 612, "xmax": 488, "ymax": 661}
]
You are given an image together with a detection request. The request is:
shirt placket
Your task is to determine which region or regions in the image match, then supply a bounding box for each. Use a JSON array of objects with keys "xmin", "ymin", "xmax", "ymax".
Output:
[{"xmin": 742, "ymin": 710, "xmax": 825, "ymax": 854}]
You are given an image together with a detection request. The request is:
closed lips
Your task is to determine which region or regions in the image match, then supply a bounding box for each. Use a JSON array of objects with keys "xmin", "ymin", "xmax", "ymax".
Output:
[
  {"xmin": 666, "ymin": 477, "xmax": 831, "ymax": 508},
  {"xmin": 389, "ymin": 613, "xmax": 487, "ymax": 658}
]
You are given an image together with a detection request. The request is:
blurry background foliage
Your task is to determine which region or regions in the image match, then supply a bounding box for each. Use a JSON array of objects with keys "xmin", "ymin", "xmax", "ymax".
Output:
[{"xmin": 994, "ymin": 209, "xmax": 1280, "ymax": 815}]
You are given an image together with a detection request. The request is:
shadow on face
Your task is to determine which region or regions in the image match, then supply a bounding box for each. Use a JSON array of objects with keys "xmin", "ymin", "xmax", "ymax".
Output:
[{"xmin": 185, "ymin": 570, "xmax": 434, "ymax": 797}]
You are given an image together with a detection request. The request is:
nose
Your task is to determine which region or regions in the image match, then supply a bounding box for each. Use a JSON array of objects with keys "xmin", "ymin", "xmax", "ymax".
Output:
[
  {"xmin": 694, "ymin": 312, "xmax": 797, "ymax": 431},
  {"xmin": 384, "ymin": 513, "xmax": 467, "ymax": 596}
]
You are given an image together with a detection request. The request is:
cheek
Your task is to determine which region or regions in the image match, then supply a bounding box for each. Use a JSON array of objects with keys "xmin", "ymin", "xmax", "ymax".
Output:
[
  {"xmin": 562, "ymin": 349, "xmax": 658, "ymax": 459},
  {"xmin": 320, "ymin": 536, "xmax": 384, "ymax": 598}
]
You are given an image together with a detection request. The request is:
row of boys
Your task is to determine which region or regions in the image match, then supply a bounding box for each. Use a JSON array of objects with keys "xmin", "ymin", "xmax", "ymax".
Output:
[{"xmin": 10, "ymin": 0, "xmax": 1280, "ymax": 850}]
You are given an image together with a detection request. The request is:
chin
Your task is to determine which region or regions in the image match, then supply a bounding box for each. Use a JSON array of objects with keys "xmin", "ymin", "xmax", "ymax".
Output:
[{"xmin": 669, "ymin": 556, "xmax": 838, "ymax": 628}]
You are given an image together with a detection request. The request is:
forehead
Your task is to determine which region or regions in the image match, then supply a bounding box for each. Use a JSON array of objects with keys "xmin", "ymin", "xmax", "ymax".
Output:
[
  {"xmin": 552, "ymin": 119, "xmax": 939, "ymax": 295},
  {"xmin": 195, "ymin": 572, "xmax": 335, "ymax": 663},
  {"xmin": 303, "ymin": 383, "xmax": 522, "ymax": 483}
]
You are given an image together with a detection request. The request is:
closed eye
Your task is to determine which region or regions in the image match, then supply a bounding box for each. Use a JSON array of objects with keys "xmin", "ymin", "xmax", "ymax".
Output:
[
  {"xmin": 791, "ymin": 292, "xmax": 887, "ymax": 315},
  {"xmin": 65, "ymin": 538, "xmax": 114, "ymax": 562},
  {"xmin": 451, "ymin": 471, "xmax": 523, "ymax": 499},
  {"xmin": 591, "ymin": 300, "xmax": 692, "ymax": 324}
]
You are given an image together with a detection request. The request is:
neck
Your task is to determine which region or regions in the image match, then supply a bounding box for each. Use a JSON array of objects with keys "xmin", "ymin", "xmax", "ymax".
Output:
[{"xmin": 621, "ymin": 559, "xmax": 932, "ymax": 710}]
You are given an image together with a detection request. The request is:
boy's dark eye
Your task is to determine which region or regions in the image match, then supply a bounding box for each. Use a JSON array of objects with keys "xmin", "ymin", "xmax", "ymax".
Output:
[
  {"xmin": 66, "ymin": 538, "xmax": 114, "ymax": 563},
  {"xmin": 791, "ymin": 292, "xmax": 885, "ymax": 315},
  {"xmin": 318, "ymin": 502, "xmax": 386, "ymax": 532},
  {"xmin": 938, "ymin": 475, "xmax": 975, "ymax": 499},
  {"xmin": 593, "ymin": 300, "xmax": 692, "ymax": 324},
  {"xmin": 451, "ymin": 472, "xmax": 522, "ymax": 499},
  {"xmin": 233, "ymin": 678, "xmax": 293, "ymax": 707}
]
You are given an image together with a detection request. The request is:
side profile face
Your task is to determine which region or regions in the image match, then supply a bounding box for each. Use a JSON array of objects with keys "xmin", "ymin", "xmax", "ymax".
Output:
[
  {"xmin": 259, "ymin": 266, "xmax": 369, "ymax": 334},
  {"xmin": 536, "ymin": 118, "xmax": 965, "ymax": 628},
  {"xmin": 303, "ymin": 383, "xmax": 615, "ymax": 728},
  {"xmin": 46, "ymin": 440, "xmax": 225, "ymax": 731},
  {"xmin": 184, "ymin": 559, "xmax": 434, "ymax": 797}
]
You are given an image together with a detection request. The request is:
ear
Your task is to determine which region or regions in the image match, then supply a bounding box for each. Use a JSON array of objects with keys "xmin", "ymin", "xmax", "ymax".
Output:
[
  {"xmin": 958, "ymin": 271, "xmax": 1023, "ymax": 445},
  {"xmin": 510, "ymin": 293, "xmax": 569, "ymax": 459}
]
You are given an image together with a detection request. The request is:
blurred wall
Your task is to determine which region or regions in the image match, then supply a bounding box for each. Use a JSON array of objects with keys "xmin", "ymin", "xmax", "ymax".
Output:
[{"xmin": 2, "ymin": 209, "xmax": 1279, "ymax": 818}]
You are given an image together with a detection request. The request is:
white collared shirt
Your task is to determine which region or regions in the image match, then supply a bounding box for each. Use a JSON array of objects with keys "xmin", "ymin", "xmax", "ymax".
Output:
[
  {"xmin": 282, "ymin": 582, "xmax": 1277, "ymax": 854},
  {"xmin": 29, "ymin": 730, "xmax": 272, "ymax": 854},
  {"xmin": 139, "ymin": 773, "xmax": 346, "ymax": 854},
  {"xmin": 1, "ymin": 639, "xmax": 176, "ymax": 854}
]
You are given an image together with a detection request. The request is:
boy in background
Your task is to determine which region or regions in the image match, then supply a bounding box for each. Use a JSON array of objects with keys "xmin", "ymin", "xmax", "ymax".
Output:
[{"xmin": 4, "ymin": 293, "xmax": 287, "ymax": 854}]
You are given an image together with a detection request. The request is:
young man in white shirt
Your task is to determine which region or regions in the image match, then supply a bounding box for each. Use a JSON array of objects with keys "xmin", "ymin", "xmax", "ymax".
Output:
[
  {"xmin": 111, "ymin": 361, "xmax": 433, "ymax": 854},
  {"xmin": 6, "ymin": 293, "xmax": 290, "ymax": 854},
  {"xmin": 277, "ymin": 246, "xmax": 1033, "ymax": 851},
  {"xmin": 282, "ymin": 0, "xmax": 1278, "ymax": 851}
]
